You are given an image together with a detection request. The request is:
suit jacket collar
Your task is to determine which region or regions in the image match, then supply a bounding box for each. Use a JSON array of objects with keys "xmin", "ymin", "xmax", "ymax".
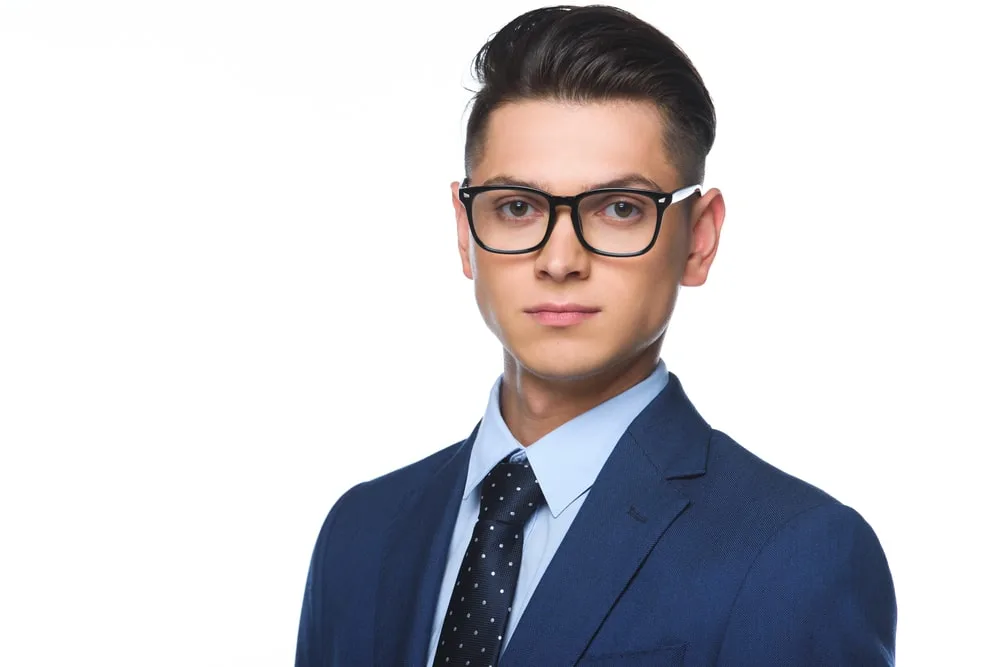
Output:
[{"xmin": 624, "ymin": 371, "xmax": 710, "ymax": 480}]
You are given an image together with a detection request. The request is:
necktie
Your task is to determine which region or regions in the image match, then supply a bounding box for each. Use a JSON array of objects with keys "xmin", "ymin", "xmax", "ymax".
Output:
[{"xmin": 431, "ymin": 455, "xmax": 546, "ymax": 667}]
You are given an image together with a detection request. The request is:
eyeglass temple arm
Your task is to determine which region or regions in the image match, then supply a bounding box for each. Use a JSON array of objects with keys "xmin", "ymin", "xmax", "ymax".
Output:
[{"xmin": 670, "ymin": 184, "xmax": 702, "ymax": 204}]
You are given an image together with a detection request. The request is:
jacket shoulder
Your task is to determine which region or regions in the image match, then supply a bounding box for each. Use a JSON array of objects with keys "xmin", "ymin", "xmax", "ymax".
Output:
[
  {"xmin": 686, "ymin": 428, "xmax": 870, "ymax": 559},
  {"xmin": 323, "ymin": 438, "xmax": 468, "ymax": 529},
  {"xmin": 705, "ymin": 428, "xmax": 838, "ymax": 512}
]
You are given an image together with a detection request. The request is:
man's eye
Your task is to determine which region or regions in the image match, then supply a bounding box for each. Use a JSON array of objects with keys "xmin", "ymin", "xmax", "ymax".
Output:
[
  {"xmin": 500, "ymin": 201, "xmax": 536, "ymax": 217},
  {"xmin": 603, "ymin": 201, "xmax": 640, "ymax": 219}
]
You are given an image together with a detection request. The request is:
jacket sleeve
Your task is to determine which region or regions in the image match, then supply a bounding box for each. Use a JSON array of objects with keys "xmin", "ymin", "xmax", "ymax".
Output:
[
  {"xmin": 295, "ymin": 486, "xmax": 358, "ymax": 667},
  {"xmin": 715, "ymin": 502, "xmax": 897, "ymax": 666}
]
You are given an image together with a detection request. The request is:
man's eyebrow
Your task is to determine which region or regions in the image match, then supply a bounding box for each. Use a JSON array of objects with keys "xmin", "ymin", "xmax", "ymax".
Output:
[
  {"xmin": 478, "ymin": 173, "xmax": 666, "ymax": 192},
  {"xmin": 587, "ymin": 174, "xmax": 666, "ymax": 192},
  {"xmin": 480, "ymin": 174, "xmax": 545, "ymax": 188}
]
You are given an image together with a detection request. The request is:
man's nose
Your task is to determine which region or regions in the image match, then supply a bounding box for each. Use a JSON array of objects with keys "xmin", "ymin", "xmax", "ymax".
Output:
[{"xmin": 534, "ymin": 206, "xmax": 591, "ymax": 281}]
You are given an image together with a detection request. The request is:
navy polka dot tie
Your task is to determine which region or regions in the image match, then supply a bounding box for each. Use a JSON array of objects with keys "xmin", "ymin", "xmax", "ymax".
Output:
[{"xmin": 431, "ymin": 456, "xmax": 546, "ymax": 667}]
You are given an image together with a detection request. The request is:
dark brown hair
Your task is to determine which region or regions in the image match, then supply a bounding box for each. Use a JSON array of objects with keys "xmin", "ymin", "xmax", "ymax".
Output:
[{"xmin": 464, "ymin": 5, "xmax": 716, "ymax": 185}]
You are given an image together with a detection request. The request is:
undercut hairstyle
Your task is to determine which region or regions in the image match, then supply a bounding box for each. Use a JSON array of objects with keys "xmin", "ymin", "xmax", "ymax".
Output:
[{"xmin": 464, "ymin": 4, "xmax": 716, "ymax": 187}]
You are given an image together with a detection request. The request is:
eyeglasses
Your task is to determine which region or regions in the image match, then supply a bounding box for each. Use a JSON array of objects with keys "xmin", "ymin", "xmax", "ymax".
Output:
[{"xmin": 458, "ymin": 180, "xmax": 701, "ymax": 257}]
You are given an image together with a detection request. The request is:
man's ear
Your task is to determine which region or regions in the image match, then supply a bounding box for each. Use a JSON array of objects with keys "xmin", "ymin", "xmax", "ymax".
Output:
[
  {"xmin": 452, "ymin": 181, "xmax": 474, "ymax": 280},
  {"xmin": 681, "ymin": 188, "xmax": 726, "ymax": 287}
]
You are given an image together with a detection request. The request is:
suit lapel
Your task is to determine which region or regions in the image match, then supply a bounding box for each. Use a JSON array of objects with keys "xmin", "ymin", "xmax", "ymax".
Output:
[
  {"xmin": 499, "ymin": 373, "xmax": 711, "ymax": 666},
  {"xmin": 374, "ymin": 426, "xmax": 478, "ymax": 667}
]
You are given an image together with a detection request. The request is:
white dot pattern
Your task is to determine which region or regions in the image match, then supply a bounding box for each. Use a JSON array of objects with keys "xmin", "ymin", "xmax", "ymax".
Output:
[{"xmin": 430, "ymin": 456, "xmax": 545, "ymax": 667}]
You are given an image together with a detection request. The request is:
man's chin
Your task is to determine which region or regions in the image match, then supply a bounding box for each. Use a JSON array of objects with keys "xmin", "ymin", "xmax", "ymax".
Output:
[{"xmin": 506, "ymin": 344, "xmax": 618, "ymax": 384}]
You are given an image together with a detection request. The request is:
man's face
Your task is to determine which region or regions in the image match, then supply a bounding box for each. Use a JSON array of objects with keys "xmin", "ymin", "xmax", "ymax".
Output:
[{"xmin": 452, "ymin": 99, "xmax": 721, "ymax": 382}]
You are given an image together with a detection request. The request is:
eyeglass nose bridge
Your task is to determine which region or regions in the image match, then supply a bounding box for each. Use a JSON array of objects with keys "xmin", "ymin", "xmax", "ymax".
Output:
[{"xmin": 538, "ymin": 195, "xmax": 587, "ymax": 250}]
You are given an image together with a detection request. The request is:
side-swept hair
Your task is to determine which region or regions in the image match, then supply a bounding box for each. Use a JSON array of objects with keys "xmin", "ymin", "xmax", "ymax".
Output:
[{"xmin": 464, "ymin": 5, "xmax": 716, "ymax": 185}]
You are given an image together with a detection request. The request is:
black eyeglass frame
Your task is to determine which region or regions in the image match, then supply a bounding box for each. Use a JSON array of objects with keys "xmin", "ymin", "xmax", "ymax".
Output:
[{"xmin": 458, "ymin": 179, "xmax": 702, "ymax": 258}]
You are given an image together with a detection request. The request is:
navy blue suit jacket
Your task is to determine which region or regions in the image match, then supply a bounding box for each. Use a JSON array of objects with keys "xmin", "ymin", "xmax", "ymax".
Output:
[{"xmin": 296, "ymin": 373, "xmax": 896, "ymax": 666}]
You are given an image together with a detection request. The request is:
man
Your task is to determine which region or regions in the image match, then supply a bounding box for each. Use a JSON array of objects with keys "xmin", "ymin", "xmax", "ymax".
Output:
[{"xmin": 296, "ymin": 5, "xmax": 896, "ymax": 666}]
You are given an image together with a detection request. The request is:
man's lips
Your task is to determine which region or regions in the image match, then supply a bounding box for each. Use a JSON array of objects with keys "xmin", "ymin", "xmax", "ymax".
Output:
[
  {"xmin": 524, "ymin": 303, "xmax": 600, "ymax": 326},
  {"xmin": 524, "ymin": 303, "xmax": 600, "ymax": 314}
]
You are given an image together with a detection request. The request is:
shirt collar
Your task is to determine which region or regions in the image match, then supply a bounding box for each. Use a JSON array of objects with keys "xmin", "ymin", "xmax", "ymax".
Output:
[{"xmin": 464, "ymin": 359, "xmax": 669, "ymax": 518}]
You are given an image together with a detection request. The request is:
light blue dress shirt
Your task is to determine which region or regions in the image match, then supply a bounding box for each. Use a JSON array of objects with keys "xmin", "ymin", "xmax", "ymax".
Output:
[{"xmin": 425, "ymin": 360, "xmax": 670, "ymax": 665}]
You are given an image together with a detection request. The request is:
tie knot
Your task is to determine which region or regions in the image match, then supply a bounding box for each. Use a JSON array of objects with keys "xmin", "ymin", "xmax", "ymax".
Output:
[{"xmin": 478, "ymin": 457, "xmax": 545, "ymax": 524}]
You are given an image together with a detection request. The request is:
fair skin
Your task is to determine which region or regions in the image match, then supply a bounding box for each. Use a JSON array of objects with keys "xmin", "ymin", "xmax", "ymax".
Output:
[{"xmin": 452, "ymin": 99, "xmax": 726, "ymax": 446}]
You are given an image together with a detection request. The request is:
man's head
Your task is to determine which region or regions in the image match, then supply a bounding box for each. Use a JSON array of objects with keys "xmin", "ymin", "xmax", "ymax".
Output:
[{"xmin": 452, "ymin": 5, "xmax": 726, "ymax": 386}]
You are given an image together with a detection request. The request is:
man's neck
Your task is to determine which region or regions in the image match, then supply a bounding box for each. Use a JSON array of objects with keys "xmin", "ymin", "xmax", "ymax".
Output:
[{"xmin": 499, "ymin": 345, "xmax": 662, "ymax": 446}]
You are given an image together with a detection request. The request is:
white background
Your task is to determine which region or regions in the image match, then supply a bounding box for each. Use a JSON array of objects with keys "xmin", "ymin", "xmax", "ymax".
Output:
[{"xmin": 1, "ymin": 1, "xmax": 996, "ymax": 664}]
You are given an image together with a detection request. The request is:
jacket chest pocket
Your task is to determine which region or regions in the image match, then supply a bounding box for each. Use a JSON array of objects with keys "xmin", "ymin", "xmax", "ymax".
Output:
[{"xmin": 576, "ymin": 643, "xmax": 686, "ymax": 666}]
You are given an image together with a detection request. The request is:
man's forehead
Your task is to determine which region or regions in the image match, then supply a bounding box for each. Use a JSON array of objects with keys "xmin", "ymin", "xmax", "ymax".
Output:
[{"xmin": 473, "ymin": 99, "xmax": 677, "ymax": 188}]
